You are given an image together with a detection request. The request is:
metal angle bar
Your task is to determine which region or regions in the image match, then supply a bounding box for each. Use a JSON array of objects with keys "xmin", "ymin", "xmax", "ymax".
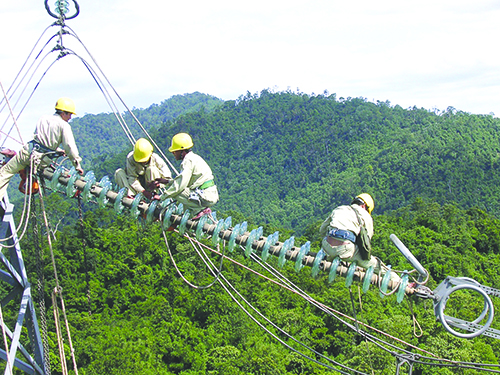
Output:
[
  {"xmin": 0, "ymin": 252, "xmax": 23, "ymax": 287},
  {"xmin": 0, "ymin": 323, "xmax": 44, "ymax": 375},
  {"xmin": 1, "ymin": 198, "xmax": 28, "ymax": 283},
  {"xmin": 7, "ymin": 286, "xmax": 30, "ymax": 373},
  {"xmin": 0, "ymin": 195, "xmax": 47, "ymax": 375},
  {"xmin": 0, "ymin": 268, "xmax": 15, "ymax": 286},
  {"xmin": 444, "ymin": 315, "xmax": 500, "ymax": 340},
  {"xmin": 1, "ymin": 286, "xmax": 23, "ymax": 307},
  {"xmin": 0, "ymin": 349, "xmax": 39, "ymax": 375}
]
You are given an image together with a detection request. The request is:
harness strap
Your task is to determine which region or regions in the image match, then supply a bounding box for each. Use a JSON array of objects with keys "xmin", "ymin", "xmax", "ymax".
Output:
[
  {"xmin": 28, "ymin": 140, "xmax": 55, "ymax": 154},
  {"xmin": 328, "ymin": 228, "xmax": 356, "ymax": 243},
  {"xmin": 199, "ymin": 179, "xmax": 215, "ymax": 189}
]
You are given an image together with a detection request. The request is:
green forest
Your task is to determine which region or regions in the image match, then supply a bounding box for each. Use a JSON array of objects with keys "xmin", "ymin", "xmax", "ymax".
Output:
[{"xmin": 3, "ymin": 90, "xmax": 500, "ymax": 374}]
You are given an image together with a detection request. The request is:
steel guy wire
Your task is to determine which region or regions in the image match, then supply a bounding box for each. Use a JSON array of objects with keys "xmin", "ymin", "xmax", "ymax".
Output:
[{"xmin": 176, "ymin": 232, "xmax": 363, "ymax": 375}]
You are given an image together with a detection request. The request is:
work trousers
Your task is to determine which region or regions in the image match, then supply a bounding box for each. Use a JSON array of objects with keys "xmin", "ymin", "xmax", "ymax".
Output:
[
  {"xmin": 114, "ymin": 166, "xmax": 163, "ymax": 196},
  {"xmin": 171, "ymin": 185, "xmax": 219, "ymax": 215},
  {"xmin": 0, "ymin": 147, "xmax": 49, "ymax": 201},
  {"xmin": 321, "ymin": 238, "xmax": 400, "ymax": 282}
]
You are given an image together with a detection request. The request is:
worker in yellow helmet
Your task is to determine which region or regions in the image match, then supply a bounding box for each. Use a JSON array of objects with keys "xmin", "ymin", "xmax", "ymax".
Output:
[
  {"xmin": 0, "ymin": 97, "xmax": 83, "ymax": 202},
  {"xmin": 160, "ymin": 133, "xmax": 219, "ymax": 218},
  {"xmin": 114, "ymin": 138, "xmax": 172, "ymax": 200},
  {"xmin": 319, "ymin": 193, "xmax": 400, "ymax": 282}
]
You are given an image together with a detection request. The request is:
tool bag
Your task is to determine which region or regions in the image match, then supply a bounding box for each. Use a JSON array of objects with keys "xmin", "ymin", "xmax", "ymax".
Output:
[{"xmin": 352, "ymin": 207, "xmax": 372, "ymax": 260}]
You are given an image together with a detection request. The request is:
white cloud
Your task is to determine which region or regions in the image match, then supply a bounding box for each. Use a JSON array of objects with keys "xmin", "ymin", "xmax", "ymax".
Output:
[{"xmin": 1, "ymin": 0, "xmax": 499, "ymax": 149}]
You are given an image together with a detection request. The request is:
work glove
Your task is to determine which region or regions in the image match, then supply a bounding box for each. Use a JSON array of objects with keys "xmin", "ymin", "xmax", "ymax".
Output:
[
  {"xmin": 143, "ymin": 190, "xmax": 153, "ymax": 200},
  {"xmin": 75, "ymin": 163, "xmax": 84, "ymax": 175},
  {"xmin": 155, "ymin": 177, "xmax": 172, "ymax": 185},
  {"xmin": 143, "ymin": 190, "xmax": 161, "ymax": 201},
  {"xmin": 146, "ymin": 180, "xmax": 159, "ymax": 190}
]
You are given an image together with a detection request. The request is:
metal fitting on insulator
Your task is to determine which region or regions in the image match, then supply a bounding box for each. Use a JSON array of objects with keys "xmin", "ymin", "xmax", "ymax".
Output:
[{"xmin": 55, "ymin": 0, "xmax": 70, "ymax": 15}]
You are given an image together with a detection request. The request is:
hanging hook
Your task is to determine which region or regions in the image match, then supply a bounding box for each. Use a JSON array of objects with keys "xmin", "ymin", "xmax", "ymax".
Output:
[
  {"xmin": 44, "ymin": 0, "xmax": 80, "ymax": 21},
  {"xmin": 395, "ymin": 354, "xmax": 415, "ymax": 375}
]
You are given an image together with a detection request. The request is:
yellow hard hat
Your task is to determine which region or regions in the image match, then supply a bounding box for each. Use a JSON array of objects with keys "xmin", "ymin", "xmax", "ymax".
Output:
[
  {"xmin": 133, "ymin": 138, "xmax": 154, "ymax": 163},
  {"xmin": 356, "ymin": 193, "xmax": 375, "ymax": 214},
  {"xmin": 55, "ymin": 97, "xmax": 76, "ymax": 115},
  {"xmin": 169, "ymin": 133, "xmax": 193, "ymax": 152}
]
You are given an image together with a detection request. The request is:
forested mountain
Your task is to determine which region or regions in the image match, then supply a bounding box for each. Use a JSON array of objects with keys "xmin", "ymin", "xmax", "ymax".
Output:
[
  {"xmin": 5, "ymin": 90, "xmax": 500, "ymax": 374},
  {"xmin": 20, "ymin": 199, "xmax": 500, "ymax": 374},
  {"xmin": 71, "ymin": 92, "xmax": 223, "ymax": 170},
  {"xmin": 91, "ymin": 90, "xmax": 500, "ymax": 235}
]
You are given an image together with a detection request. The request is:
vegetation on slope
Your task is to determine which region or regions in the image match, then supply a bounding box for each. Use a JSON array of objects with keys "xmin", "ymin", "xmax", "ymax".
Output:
[{"xmin": 5, "ymin": 90, "xmax": 500, "ymax": 374}]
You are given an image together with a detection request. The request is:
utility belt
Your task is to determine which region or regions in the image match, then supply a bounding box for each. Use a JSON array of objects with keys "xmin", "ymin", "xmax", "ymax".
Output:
[
  {"xmin": 328, "ymin": 228, "xmax": 356, "ymax": 243},
  {"xmin": 198, "ymin": 179, "xmax": 215, "ymax": 190},
  {"xmin": 28, "ymin": 140, "xmax": 63, "ymax": 158}
]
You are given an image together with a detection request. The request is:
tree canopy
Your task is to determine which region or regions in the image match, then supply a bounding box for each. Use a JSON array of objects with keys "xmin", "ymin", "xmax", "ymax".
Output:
[{"xmin": 5, "ymin": 90, "xmax": 500, "ymax": 374}]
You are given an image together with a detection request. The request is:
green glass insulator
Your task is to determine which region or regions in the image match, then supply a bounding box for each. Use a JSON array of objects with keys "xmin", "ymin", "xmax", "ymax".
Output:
[
  {"xmin": 345, "ymin": 262, "xmax": 357, "ymax": 288},
  {"xmin": 195, "ymin": 214, "xmax": 208, "ymax": 240},
  {"xmin": 227, "ymin": 223, "xmax": 241, "ymax": 252},
  {"xmin": 278, "ymin": 236, "xmax": 294, "ymax": 268},
  {"xmin": 161, "ymin": 203, "xmax": 176, "ymax": 230},
  {"xmin": 396, "ymin": 272, "xmax": 409, "ymax": 304},
  {"xmin": 244, "ymin": 229, "xmax": 258, "ymax": 258},
  {"xmin": 82, "ymin": 171, "xmax": 96, "ymax": 203},
  {"xmin": 362, "ymin": 266, "xmax": 375, "ymax": 293},
  {"xmin": 66, "ymin": 167, "xmax": 78, "ymax": 197},
  {"xmin": 379, "ymin": 265, "xmax": 392, "ymax": 299},
  {"xmin": 328, "ymin": 257, "xmax": 341, "ymax": 283},
  {"xmin": 311, "ymin": 249, "xmax": 325, "ymax": 279},
  {"xmin": 256, "ymin": 226, "xmax": 263, "ymax": 239},
  {"xmin": 294, "ymin": 241, "xmax": 310, "ymax": 273},
  {"xmin": 178, "ymin": 210, "xmax": 191, "ymax": 235},
  {"xmin": 261, "ymin": 231, "xmax": 279, "ymax": 262},
  {"xmin": 212, "ymin": 219, "xmax": 225, "ymax": 247},
  {"xmin": 146, "ymin": 200, "xmax": 158, "ymax": 224},
  {"xmin": 239, "ymin": 221, "xmax": 248, "ymax": 235},
  {"xmin": 130, "ymin": 193, "xmax": 143, "ymax": 220},
  {"xmin": 114, "ymin": 187, "xmax": 127, "ymax": 214},
  {"xmin": 50, "ymin": 165, "xmax": 65, "ymax": 191},
  {"xmin": 97, "ymin": 176, "xmax": 111, "ymax": 208},
  {"xmin": 223, "ymin": 216, "xmax": 232, "ymax": 230}
]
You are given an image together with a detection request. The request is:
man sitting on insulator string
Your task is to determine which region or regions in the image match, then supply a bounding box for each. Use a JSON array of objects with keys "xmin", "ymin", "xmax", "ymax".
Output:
[
  {"xmin": 114, "ymin": 138, "xmax": 172, "ymax": 200},
  {"xmin": 320, "ymin": 193, "xmax": 400, "ymax": 283},
  {"xmin": 0, "ymin": 97, "xmax": 84, "ymax": 202},
  {"xmin": 160, "ymin": 132, "xmax": 219, "ymax": 219}
]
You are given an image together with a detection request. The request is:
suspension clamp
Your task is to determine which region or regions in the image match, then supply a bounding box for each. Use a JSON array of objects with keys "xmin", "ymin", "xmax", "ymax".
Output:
[{"xmin": 433, "ymin": 276, "xmax": 500, "ymax": 339}]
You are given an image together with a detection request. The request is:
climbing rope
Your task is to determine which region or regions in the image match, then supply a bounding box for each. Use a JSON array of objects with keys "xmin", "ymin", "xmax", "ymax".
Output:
[
  {"xmin": 162, "ymin": 227, "xmax": 225, "ymax": 290},
  {"xmin": 348, "ymin": 286, "xmax": 375, "ymax": 375},
  {"xmin": 51, "ymin": 289, "xmax": 68, "ymax": 375},
  {"xmin": 0, "ymin": 155, "xmax": 39, "ymax": 246},
  {"xmin": 38, "ymin": 184, "xmax": 79, "ymax": 375},
  {"xmin": 172, "ymin": 230, "xmax": 363, "ymax": 375},
  {"xmin": 0, "ymin": 303, "xmax": 13, "ymax": 375},
  {"xmin": 30, "ymin": 196, "xmax": 52, "ymax": 375},
  {"xmin": 77, "ymin": 195, "xmax": 92, "ymax": 315}
]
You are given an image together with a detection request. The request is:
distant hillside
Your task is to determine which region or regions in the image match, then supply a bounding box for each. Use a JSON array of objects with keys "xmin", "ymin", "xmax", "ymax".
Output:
[
  {"xmin": 149, "ymin": 90, "xmax": 500, "ymax": 234},
  {"xmin": 71, "ymin": 92, "xmax": 223, "ymax": 170},
  {"xmin": 73, "ymin": 89, "xmax": 500, "ymax": 235}
]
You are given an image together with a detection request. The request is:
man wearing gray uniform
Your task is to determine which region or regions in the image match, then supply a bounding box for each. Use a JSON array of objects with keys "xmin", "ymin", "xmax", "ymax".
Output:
[
  {"xmin": 161, "ymin": 133, "xmax": 219, "ymax": 218},
  {"xmin": 0, "ymin": 97, "xmax": 83, "ymax": 201},
  {"xmin": 114, "ymin": 138, "xmax": 171, "ymax": 200},
  {"xmin": 320, "ymin": 193, "xmax": 400, "ymax": 282}
]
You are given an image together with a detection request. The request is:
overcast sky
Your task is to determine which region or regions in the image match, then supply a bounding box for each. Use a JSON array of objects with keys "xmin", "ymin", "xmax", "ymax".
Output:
[{"xmin": 1, "ymin": 0, "xmax": 499, "ymax": 150}]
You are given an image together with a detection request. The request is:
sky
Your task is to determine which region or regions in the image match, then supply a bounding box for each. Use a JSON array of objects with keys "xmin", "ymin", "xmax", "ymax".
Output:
[{"xmin": 1, "ymin": 0, "xmax": 499, "ymax": 150}]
